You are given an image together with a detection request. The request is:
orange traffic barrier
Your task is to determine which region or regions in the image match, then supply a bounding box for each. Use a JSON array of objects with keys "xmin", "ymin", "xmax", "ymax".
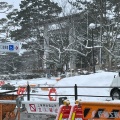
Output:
[
  {"xmin": 0, "ymin": 95, "xmax": 17, "ymax": 120},
  {"xmin": 41, "ymin": 87, "xmax": 49, "ymax": 91},
  {"xmin": 56, "ymin": 78, "xmax": 61, "ymax": 81},
  {"xmin": 4, "ymin": 111, "xmax": 16, "ymax": 120},
  {"xmin": 30, "ymin": 84, "xmax": 36, "ymax": 87},
  {"xmin": 56, "ymin": 99, "xmax": 120, "ymax": 120},
  {"xmin": 79, "ymin": 101, "xmax": 120, "ymax": 120}
]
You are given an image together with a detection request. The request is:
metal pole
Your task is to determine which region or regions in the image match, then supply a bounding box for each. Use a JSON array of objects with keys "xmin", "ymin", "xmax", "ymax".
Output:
[
  {"xmin": 27, "ymin": 84, "xmax": 30, "ymax": 101},
  {"xmin": 74, "ymin": 84, "xmax": 78, "ymax": 100},
  {"xmin": 92, "ymin": 29, "xmax": 95, "ymax": 73}
]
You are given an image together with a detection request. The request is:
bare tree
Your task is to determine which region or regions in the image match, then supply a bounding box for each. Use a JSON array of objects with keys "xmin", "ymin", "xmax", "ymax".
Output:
[{"xmin": 68, "ymin": 0, "xmax": 120, "ymax": 71}]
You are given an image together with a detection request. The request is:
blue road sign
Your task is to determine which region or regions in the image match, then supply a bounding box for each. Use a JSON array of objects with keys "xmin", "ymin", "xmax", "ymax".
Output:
[
  {"xmin": 9, "ymin": 45, "xmax": 14, "ymax": 51},
  {"xmin": 0, "ymin": 42, "xmax": 20, "ymax": 53}
]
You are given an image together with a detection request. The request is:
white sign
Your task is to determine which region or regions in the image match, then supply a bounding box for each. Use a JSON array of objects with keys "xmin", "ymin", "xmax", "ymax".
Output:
[
  {"xmin": 0, "ymin": 42, "xmax": 21, "ymax": 53},
  {"xmin": 23, "ymin": 101, "xmax": 59, "ymax": 115}
]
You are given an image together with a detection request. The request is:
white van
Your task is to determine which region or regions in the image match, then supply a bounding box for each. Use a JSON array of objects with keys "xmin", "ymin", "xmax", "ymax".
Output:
[{"xmin": 110, "ymin": 72, "xmax": 120, "ymax": 100}]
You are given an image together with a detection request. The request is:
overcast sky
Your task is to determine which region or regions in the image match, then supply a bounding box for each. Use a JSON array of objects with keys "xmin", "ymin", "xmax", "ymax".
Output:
[
  {"xmin": 0, "ymin": 0, "xmax": 62, "ymax": 9},
  {"xmin": 0, "ymin": 0, "xmax": 21, "ymax": 18},
  {"xmin": 0, "ymin": 0, "xmax": 21, "ymax": 9}
]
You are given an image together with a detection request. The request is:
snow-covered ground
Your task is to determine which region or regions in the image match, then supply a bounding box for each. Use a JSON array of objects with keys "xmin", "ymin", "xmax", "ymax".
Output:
[{"xmin": 1, "ymin": 70, "xmax": 118, "ymax": 103}]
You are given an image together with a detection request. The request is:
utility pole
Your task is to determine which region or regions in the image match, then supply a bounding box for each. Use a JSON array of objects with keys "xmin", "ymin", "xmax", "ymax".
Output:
[
  {"xmin": 92, "ymin": 29, "xmax": 95, "ymax": 73},
  {"xmin": 89, "ymin": 23, "xmax": 96, "ymax": 73}
]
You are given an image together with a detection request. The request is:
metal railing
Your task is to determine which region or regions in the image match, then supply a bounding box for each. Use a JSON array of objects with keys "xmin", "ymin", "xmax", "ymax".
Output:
[
  {"xmin": 0, "ymin": 84, "xmax": 119, "ymax": 101},
  {"xmin": 24, "ymin": 84, "xmax": 117, "ymax": 101}
]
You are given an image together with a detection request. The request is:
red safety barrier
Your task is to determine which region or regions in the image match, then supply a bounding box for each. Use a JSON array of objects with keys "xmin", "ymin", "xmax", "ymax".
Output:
[
  {"xmin": 0, "ymin": 81, "xmax": 5, "ymax": 86},
  {"xmin": 17, "ymin": 87, "xmax": 26, "ymax": 95},
  {"xmin": 69, "ymin": 104, "xmax": 84, "ymax": 120},
  {"xmin": 56, "ymin": 105, "xmax": 71, "ymax": 120},
  {"xmin": 48, "ymin": 88, "xmax": 57, "ymax": 101}
]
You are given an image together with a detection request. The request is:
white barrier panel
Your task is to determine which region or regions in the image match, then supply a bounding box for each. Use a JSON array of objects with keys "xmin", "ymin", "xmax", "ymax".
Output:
[
  {"xmin": 0, "ymin": 100, "xmax": 16, "ymax": 104},
  {"xmin": 22, "ymin": 101, "xmax": 59, "ymax": 115}
]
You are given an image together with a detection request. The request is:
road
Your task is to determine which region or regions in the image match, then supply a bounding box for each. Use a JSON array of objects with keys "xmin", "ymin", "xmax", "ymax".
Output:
[{"xmin": 15, "ymin": 111, "xmax": 56, "ymax": 120}]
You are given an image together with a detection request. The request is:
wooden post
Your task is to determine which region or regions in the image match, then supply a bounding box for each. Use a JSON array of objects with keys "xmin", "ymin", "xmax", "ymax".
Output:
[{"xmin": 0, "ymin": 104, "xmax": 2, "ymax": 120}]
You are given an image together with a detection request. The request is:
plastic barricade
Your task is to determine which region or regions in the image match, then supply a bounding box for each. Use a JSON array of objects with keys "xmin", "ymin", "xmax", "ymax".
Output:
[
  {"xmin": 48, "ymin": 88, "xmax": 57, "ymax": 101},
  {"xmin": 0, "ymin": 81, "xmax": 5, "ymax": 86},
  {"xmin": 69, "ymin": 104, "xmax": 84, "ymax": 120},
  {"xmin": 56, "ymin": 105, "xmax": 71, "ymax": 120},
  {"xmin": 17, "ymin": 86, "xmax": 26, "ymax": 95},
  {"xmin": 57, "ymin": 99, "xmax": 120, "ymax": 120},
  {"xmin": 79, "ymin": 101, "xmax": 120, "ymax": 120}
]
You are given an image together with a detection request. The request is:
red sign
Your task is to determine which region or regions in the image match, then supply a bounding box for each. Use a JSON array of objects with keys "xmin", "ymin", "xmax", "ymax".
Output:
[{"xmin": 29, "ymin": 104, "xmax": 36, "ymax": 112}]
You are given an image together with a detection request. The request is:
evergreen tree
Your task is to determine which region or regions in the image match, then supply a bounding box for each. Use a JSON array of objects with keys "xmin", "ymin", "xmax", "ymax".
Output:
[
  {"xmin": 0, "ymin": 2, "xmax": 13, "ymax": 41},
  {"xmin": 10, "ymin": 0, "xmax": 62, "ymax": 40},
  {"xmin": 0, "ymin": 2, "xmax": 13, "ymax": 13}
]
